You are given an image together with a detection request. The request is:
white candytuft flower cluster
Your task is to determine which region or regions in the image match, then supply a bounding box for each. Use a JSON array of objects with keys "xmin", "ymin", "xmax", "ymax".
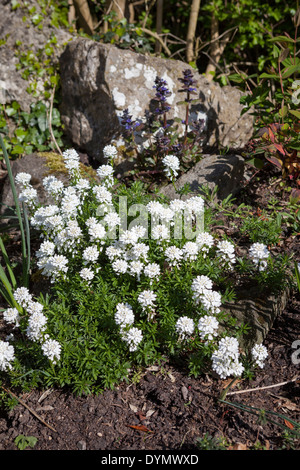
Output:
[
  {"xmin": 216, "ymin": 240, "xmax": 236, "ymax": 268},
  {"xmin": 41, "ymin": 339, "xmax": 61, "ymax": 364},
  {"xmin": 1, "ymin": 287, "xmax": 62, "ymax": 366},
  {"xmin": 79, "ymin": 267, "xmax": 95, "ymax": 284},
  {"xmin": 97, "ymin": 164, "xmax": 114, "ymax": 188},
  {"xmin": 121, "ymin": 327, "xmax": 143, "ymax": 352},
  {"xmin": 114, "ymin": 303, "xmax": 143, "ymax": 351},
  {"xmin": 249, "ymin": 243, "xmax": 270, "ymax": 271},
  {"xmin": 198, "ymin": 315, "xmax": 219, "ymax": 341},
  {"xmin": 137, "ymin": 290, "xmax": 157, "ymax": 312},
  {"xmin": 251, "ymin": 343, "xmax": 268, "ymax": 368},
  {"xmin": 196, "ymin": 232, "xmax": 214, "ymax": 258},
  {"xmin": 63, "ymin": 148, "xmax": 81, "ymax": 180},
  {"xmin": 211, "ymin": 336, "xmax": 244, "ymax": 379},
  {"xmin": 103, "ymin": 144, "xmax": 118, "ymax": 162},
  {"xmin": 164, "ymin": 245, "xmax": 183, "ymax": 267},
  {"xmin": 162, "ymin": 154, "xmax": 180, "ymax": 180},
  {"xmin": 175, "ymin": 316, "xmax": 195, "ymax": 341},
  {"xmin": 115, "ymin": 302, "xmax": 135, "ymax": 328},
  {"xmin": 3, "ymin": 308, "xmax": 20, "ymax": 327},
  {"xmin": 0, "ymin": 340, "xmax": 15, "ymax": 371}
]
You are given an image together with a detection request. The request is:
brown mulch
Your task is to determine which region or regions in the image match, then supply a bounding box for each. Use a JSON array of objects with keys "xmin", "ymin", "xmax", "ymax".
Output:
[{"xmin": 0, "ymin": 159, "xmax": 299, "ymax": 451}]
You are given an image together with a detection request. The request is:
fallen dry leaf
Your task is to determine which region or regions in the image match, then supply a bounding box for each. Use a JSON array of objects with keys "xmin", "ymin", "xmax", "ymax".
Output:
[
  {"xmin": 127, "ymin": 424, "xmax": 154, "ymax": 433},
  {"xmin": 129, "ymin": 404, "xmax": 138, "ymax": 413},
  {"xmin": 284, "ymin": 419, "xmax": 294, "ymax": 430}
]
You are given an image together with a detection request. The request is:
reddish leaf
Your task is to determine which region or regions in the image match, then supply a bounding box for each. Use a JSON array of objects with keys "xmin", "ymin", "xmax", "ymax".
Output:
[
  {"xmin": 265, "ymin": 155, "xmax": 283, "ymax": 169},
  {"xmin": 127, "ymin": 424, "xmax": 154, "ymax": 433},
  {"xmin": 284, "ymin": 419, "xmax": 294, "ymax": 430},
  {"xmin": 274, "ymin": 143, "xmax": 286, "ymax": 155},
  {"xmin": 268, "ymin": 127, "xmax": 275, "ymax": 143}
]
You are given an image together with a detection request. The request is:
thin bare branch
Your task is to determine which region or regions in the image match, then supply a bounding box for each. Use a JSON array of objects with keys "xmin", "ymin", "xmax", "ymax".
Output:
[
  {"xmin": 226, "ymin": 376, "xmax": 299, "ymax": 396},
  {"xmin": 1, "ymin": 386, "xmax": 57, "ymax": 433}
]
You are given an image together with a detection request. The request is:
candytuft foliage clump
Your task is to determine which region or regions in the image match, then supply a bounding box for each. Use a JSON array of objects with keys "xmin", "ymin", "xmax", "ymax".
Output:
[{"xmin": 0, "ymin": 144, "xmax": 289, "ymax": 395}]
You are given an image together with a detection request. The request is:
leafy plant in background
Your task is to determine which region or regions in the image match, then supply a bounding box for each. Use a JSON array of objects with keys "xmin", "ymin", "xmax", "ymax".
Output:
[
  {"xmin": 240, "ymin": 26, "xmax": 300, "ymax": 198},
  {"xmin": 95, "ymin": 14, "xmax": 153, "ymax": 54},
  {"xmin": 0, "ymin": 1, "xmax": 68, "ymax": 160},
  {"xmin": 0, "ymin": 100, "xmax": 64, "ymax": 158}
]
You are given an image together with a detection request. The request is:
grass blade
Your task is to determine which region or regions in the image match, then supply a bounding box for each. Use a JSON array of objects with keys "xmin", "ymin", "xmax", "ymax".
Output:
[
  {"xmin": 0, "ymin": 133, "xmax": 29, "ymax": 287},
  {"xmin": 0, "ymin": 236, "xmax": 17, "ymax": 290}
]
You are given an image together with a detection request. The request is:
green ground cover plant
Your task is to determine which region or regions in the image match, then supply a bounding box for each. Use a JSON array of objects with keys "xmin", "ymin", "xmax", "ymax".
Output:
[{"xmin": 0, "ymin": 138, "xmax": 294, "ymax": 396}]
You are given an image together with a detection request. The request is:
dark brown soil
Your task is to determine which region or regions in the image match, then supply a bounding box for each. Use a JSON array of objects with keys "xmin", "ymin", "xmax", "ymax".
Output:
[{"xmin": 0, "ymin": 159, "xmax": 299, "ymax": 451}]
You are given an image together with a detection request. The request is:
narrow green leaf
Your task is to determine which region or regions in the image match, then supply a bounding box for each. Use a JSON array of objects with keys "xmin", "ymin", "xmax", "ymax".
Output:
[{"xmin": 0, "ymin": 237, "xmax": 17, "ymax": 289}]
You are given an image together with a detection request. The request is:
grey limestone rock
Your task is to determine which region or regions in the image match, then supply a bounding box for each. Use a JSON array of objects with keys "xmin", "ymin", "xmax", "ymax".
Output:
[{"xmin": 160, "ymin": 154, "xmax": 245, "ymax": 201}]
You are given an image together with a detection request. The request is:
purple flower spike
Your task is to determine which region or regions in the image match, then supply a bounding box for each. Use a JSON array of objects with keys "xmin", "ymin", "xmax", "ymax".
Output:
[{"xmin": 178, "ymin": 69, "xmax": 197, "ymax": 101}]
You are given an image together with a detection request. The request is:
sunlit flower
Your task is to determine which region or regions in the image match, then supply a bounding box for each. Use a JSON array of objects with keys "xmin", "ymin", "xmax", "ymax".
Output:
[
  {"xmin": 249, "ymin": 242, "xmax": 270, "ymax": 271},
  {"xmin": 121, "ymin": 326, "xmax": 143, "ymax": 352},
  {"xmin": 115, "ymin": 302, "xmax": 135, "ymax": 328},
  {"xmin": 41, "ymin": 339, "xmax": 61, "ymax": 363},
  {"xmin": 137, "ymin": 289, "xmax": 157, "ymax": 312},
  {"xmin": 251, "ymin": 343, "xmax": 268, "ymax": 368},
  {"xmin": 198, "ymin": 315, "xmax": 219, "ymax": 341},
  {"xmin": 162, "ymin": 154, "xmax": 180, "ymax": 180},
  {"xmin": 175, "ymin": 316, "xmax": 195, "ymax": 340},
  {"xmin": 0, "ymin": 340, "xmax": 15, "ymax": 371},
  {"xmin": 3, "ymin": 308, "xmax": 20, "ymax": 327}
]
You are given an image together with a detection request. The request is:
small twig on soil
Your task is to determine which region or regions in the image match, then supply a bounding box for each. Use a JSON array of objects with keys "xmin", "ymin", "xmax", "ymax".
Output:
[
  {"xmin": 1, "ymin": 385, "xmax": 57, "ymax": 433},
  {"xmin": 225, "ymin": 376, "xmax": 299, "ymax": 396}
]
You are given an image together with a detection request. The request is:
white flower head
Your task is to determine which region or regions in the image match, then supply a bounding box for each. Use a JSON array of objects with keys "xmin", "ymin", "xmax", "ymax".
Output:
[
  {"xmin": 144, "ymin": 262, "xmax": 160, "ymax": 282},
  {"xmin": 0, "ymin": 340, "xmax": 15, "ymax": 371},
  {"xmin": 191, "ymin": 275, "xmax": 213, "ymax": 302},
  {"xmin": 121, "ymin": 326, "xmax": 143, "ymax": 352},
  {"xmin": 103, "ymin": 144, "xmax": 118, "ymax": 161},
  {"xmin": 182, "ymin": 241, "xmax": 199, "ymax": 261},
  {"xmin": 201, "ymin": 289, "xmax": 222, "ymax": 314},
  {"xmin": 162, "ymin": 154, "xmax": 180, "ymax": 180},
  {"xmin": 80, "ymin": 267, "xmax": 95, "ymax": 283},
  {"xmin": 97, "ymin": 164, "xmax": 114, "ymax": 187},
  {"xmin": 217, "ymin": 239, "xmax": 236, "ymax": 267},
  {"xmin": 249, "ymin": 243, "xmax": 270, "ymax": 271},
  {"xmin": 211, "ymin": 336, "xmax": 244, "ymax": 379},
  {"xmin": 198, "ymin": 315, "xmax": 219, "ymax": 341},
  {"xmin": 175, "ymin": 316, "xmax": 195, "ymax": 340},
  {"xmin": 137, "ymin": 289, "xmax": 157, "ymax": 312},
  {"xmin": 115, "ymin": 302, "xmax": 135, "ymax": 328},
  {"xmin": 15, "ymin": 172, "xmax": 32, "ymax": 187},
  {"xmin": 42, "ymin": 339, "xmax": 61, "ymax": 364},
  {"xmin": 196, "ymin": 232, "xmax": 214, "ymax": 257},
  {"xmin": 3, "ymin": 308, "xmax": 20, "ymax": 327},
  {"xmin": 13, "ymin": 287, "xmax": 33, "ymax": 308},
  {"xmin": 19, "ymin": 187, "xmax": 38, "ymax": 207},
  {"xmin": 251, "ymin": 343, "xmax": 268, "ymax": 368},
  {"xmin": 83, "ymin": 245, "xmax": 100, "ymax": 263},
  {"xmin": 165, "ymin": 245, "xmax": 183, "ymax": 267},
  {"xmin": 112, "ymin": 258, "xmax": 128, "ymax": 275}
]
